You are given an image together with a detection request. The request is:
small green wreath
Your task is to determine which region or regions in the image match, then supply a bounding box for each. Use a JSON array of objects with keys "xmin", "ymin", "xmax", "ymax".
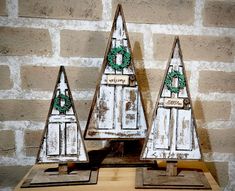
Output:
[
  {"xmin": 53, "ymin": 93, "xmax": 72, "ymax": 114},
  {"xmin": 107, "ymin": 46, "xmax": 131, "ymax": 71},
  {"xmin": 164, "ymin": 70, "xmax": 186, "ymax": 93}
]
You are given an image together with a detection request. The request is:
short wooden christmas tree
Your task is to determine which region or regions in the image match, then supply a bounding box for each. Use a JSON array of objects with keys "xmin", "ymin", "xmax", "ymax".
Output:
[{"xmin": 21, "ymin": 66, "xmax": 98, "ymax": 187}]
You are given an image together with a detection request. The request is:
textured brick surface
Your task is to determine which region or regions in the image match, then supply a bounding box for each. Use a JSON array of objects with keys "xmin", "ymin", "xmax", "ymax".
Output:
[
  {"xmin": 0, "ymin": 166, "xmax": 31, "ymax": 188},
  {"xmin": 61, "ymin": 30, "xmax": 143, "ymax": 58},
  {"xmin": 21, "ymin": 66, "xmax": 99, "ymax": 91},
  {"xmin": 74, "ymin": 100, "xmax": 92, "ymax": 121},
  {"xmin": 0, "ymin": 100, "xmax": 50, "ymax": 121},
  {"xmin": 61, "ymin": 30, "xmax": 109, "ymax": 57},
  {"xmin": 136, "ymin": 69, "xmax": 164, "ymax": 93},
  {"xmin": 199, "ymin": 71, "xmax": 235, "ymax": 93},
  {"xmin": 19, "ymin": 0, "xmax": 102, "ymax": 20},
  {"xmin": 24, "ymin": 130, "xmax": 43, "ymax": 156},
  {"xmin": 0, "ymin": 65, "xmax": 13, "ymax": 90},
  {"xmin": 199, "ymin": 128, "xmax": 235, "ymax": 153},
  {"xmin": 154, "ymin": 35, "xmax": 235, "ymax": 62},
  {"xmin": 0, "ymin": 0, "xmax": 6, "ymax": 16},
  {"xmin": 0, "ymin": 130, "xmax": 15, "ymax": 157},
  {"xmin": 112, "ymin": 0, "xmax": 194, "ymax": 25},
  {"xmin": 0, "ymin": 27, "xmax": 52, "ymax": 56},
  {"xmin": 205, "ymin": 162, "xmax": 228, "ymax": 188},
  {"xmin": 194, "ymin": 101, "xmax": 231, "ymax": 122},
  {"xmin": 203, "ymin": 1, "xmax": 235, "ymax": 28},
  {"xmin": 0, "ymin": 100, "xmax": 91, "ymax": 121}
]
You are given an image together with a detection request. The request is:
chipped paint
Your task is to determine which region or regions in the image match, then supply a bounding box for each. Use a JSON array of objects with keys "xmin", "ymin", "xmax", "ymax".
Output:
[
  {"xmin": 84, "ymin": 5, "xmax": 147, "ymax": 139},
  {"xmin": 141, "ymin": 38, "xmax": 201, "ymax": 160}
]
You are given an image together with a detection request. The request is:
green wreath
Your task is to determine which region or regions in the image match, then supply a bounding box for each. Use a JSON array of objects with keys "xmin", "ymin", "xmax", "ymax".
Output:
[
  {"xmin": 107, "ymin": 46, "xmax": 131, "ymax": 71},
  {"xmin": 53, "ymin": 93, "xmax": 72, "ymax": 114},
  {"xmin": 164, "ymin": 70, "xmax": 186, "ymax": 93}
]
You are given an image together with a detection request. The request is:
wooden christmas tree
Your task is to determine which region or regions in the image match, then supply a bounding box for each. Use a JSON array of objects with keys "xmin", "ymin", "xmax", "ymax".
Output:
[
  {"xmin": 21, "ymin": 66, "xmax": 98, "ymax": 187},
  {"xmin": 141, "ymin": 37, "xmax": 201, "ymax": 161},
  {"xmin": 37, "ymin": 66, "xmax": 88, "ymax": 163},
  {"xmin": 136, "ymin": 37, "xmax": 210, "ymax": 189},
  {"xmin": 84, "ymin": 4, "xmax": 148, "ymax": 140}
]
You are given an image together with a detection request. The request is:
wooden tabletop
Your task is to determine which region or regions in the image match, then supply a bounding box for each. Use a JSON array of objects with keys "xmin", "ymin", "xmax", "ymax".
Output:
[{"xmin": 14, "ymin": 161, "xmax": 220, "ymax": 191}]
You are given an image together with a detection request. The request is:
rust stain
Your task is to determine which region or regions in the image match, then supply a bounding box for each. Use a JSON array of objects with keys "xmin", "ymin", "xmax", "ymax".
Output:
[
  {"xmin": 126, "ymin": 114, "xmax": 135, "ymax": 120},
  {"xmin": 130, "ymin": 90, "xmax": 136, "ymax": 102},
  {"xmin": 88, "ymin": 131, "xmax": 97, "ymax": 136},
  {"xmin": 126, "ymin": 101, "xmax": 132, "ymax": 110}
]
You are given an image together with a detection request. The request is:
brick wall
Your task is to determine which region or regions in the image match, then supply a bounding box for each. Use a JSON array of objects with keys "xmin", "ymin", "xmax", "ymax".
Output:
[{"xmin": 0, "ymin": 0, "xmax": 234, "ymax": 190}]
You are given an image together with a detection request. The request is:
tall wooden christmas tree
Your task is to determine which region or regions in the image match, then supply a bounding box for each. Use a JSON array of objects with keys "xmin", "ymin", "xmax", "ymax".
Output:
[
  {"xmin": 136, "ymin": 37, "xmax": 210, "ymax": 189},
  {"xmin": 84, "ymin": 5, "xmax": 148, "ymax": 140}
]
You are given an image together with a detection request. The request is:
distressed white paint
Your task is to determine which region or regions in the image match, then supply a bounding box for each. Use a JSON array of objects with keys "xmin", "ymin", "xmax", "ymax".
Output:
[
  {"xmin": 66, "ymin": 123, "xmax": 78, "ymax": 155},
  {"xmin": 97, "ymin": 85, "xmax": 114, "ymax": 129},
  {"xmin": 153, "ymin": 108, "xmax": 170, "ymax": 150},
  {"xmin": 85, "ymin": 7, "xmax": 147, "ymax": 139},
  {"xmin": 176, "ymin": 109, "xmax": 192, "ymax": 150},
  {"xmin": 47, "ymin": 123, "xmax": 60, "ymax": 156},
  {"xmin": 122, "ymin": 87, "xmax": 138, "ymax": 129},
  {"xmin": 38, "ymin": 68, "xmax": 88, "ymax": 163},
  {"xmin": 141, "ymin": 40, "xmax": 201, "ymax": 160}
]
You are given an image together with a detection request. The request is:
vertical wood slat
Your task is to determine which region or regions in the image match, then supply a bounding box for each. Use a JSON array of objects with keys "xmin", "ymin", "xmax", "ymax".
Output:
[
  {"xmin": 161, "ymin": 67, "xmax": 172, "ymax": 97},
  {"xmin": 178, "ymin": 66, "xmax": 188, "ymax": 98},
  {"xmin": 60, "ymin": 122, "xmax": 66, "ymax": 155},
  {"xmin": 176, "ymin": 109, "xmax": 192, "ymax": 151},
  {"xmin": 137, "ymin": 94, "xmax": 146, "ymax": 129},
  {"xmin": 122, "ymin": 87, "xmax": 138, "ymax": 129},
  {"xmin": 97, "ymin": 85, "xmax": 115, "ymax": 129},
  {"xmin": 47, "ymin": 123, "xmax": 60, "ymax": 156},
  {"xmin": 153, "ymin": 108, "xmax": 170, "ymax": 150},
  {"xmin": 114, "ymin": 86, "xmax": 123, "ymax": 130},
  {"xmin": 66, "ymin": 123, "xmax": 78, "ymax": 155}
]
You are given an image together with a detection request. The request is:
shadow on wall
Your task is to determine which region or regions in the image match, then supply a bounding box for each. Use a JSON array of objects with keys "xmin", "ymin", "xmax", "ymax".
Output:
[
  {"xmin": 132, "ymin": 41, "xmax": 154, "ymax": 127},
  {"xmin": 193, "ymin": 99, "xmax": 228, "ymax": 187}
]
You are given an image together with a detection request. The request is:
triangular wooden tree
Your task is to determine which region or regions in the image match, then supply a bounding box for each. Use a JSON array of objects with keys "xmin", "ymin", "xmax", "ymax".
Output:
[
  {"xmin": 37, "ymin": 66, "xmax": 88, "ymax": 163},
  {"xmin": 141, "ymin": 37, "xmax": 201, "ymax": 160},
  {"xmin": 84, "ymin": 4, "xmax": 148, "ymax": 139}
]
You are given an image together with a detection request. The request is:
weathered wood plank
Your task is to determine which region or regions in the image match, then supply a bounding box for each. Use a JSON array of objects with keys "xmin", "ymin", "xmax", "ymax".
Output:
[
  {"xmin": 176, "ymin": 109, "xmax": 192, "ymax": 151},
  {"xmin": 97, "ymin": 85, "xmax": 115, "ymax": 129},
  {"xmin": 153, "ymin": 108, "xmax": 170, "ymax": 150},
  {"xmin": 47, "ymin": 123, "xmax": 60, "ymax": 156},
  {"xmin": 178, "ymin": 66, "xmax": 188, "ymax": 98},
  {"xmin": 122, "ymin": 87, "xmax": 138, "ymax": 129},
  {"xmin": 114, "ymin": 85, "xmax": 123, "ymax": 130},
  {"xmin": 66, "ymin": 123, "xmax": 78, "ymax": 155}
]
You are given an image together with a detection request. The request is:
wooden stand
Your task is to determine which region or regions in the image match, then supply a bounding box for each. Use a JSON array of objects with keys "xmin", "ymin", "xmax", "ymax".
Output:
[
  {"xmin": 15, "ymin": 161, "xmax": 219, "ymax": 191},
  {"xmin": 135, "ymin": 161, "xmax": 211, "ymax": 189},
  {"xmin": 20, "ymin": 163, "xmax": 98, "ymax": 188}
]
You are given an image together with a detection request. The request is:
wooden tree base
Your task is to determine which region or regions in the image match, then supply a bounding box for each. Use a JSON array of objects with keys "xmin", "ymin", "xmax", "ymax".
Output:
[
  {"xmin": 135, "ymin": 168, "xmax": 211, "ymax": 189},
  {"xmin": 21, "ymin": 165, "xmax": 98, "ymax": 188}
]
